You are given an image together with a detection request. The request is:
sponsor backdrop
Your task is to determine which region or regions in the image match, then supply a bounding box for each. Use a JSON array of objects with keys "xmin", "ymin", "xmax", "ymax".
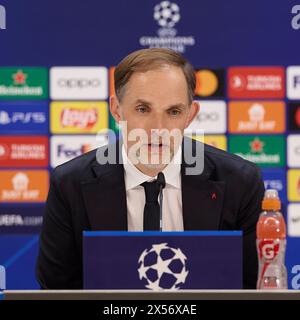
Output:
[{"xmin": 0, "ymin": 0, "xmax": 299, "ymax": 289}]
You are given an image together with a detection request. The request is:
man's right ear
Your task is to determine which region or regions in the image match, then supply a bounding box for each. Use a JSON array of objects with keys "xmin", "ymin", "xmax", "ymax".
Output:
[{"xmin": 109, "ymin": 95, "xmax": 121, "ymax": 123}]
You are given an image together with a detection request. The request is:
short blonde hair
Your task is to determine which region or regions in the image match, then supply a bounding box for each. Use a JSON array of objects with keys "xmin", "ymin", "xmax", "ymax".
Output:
[{"xmin": 114, "ymin": 48, "xmax": 195, "ymax": 104}]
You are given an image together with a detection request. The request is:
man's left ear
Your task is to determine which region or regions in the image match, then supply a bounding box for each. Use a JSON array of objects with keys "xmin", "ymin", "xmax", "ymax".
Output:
[{"xmin": 185, "ymin": 101, "xmax": 199, "ymax": 128}]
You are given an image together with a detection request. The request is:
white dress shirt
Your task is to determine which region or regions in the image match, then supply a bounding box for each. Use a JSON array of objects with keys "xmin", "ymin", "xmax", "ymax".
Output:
[{"xmin": 122, "ymin": 144, "xmax": 183, "ymax": 231}]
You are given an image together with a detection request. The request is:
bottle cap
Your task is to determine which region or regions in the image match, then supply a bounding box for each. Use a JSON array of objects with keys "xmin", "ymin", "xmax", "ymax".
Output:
[{"xmin": 262, "ymin": 189, "xmax": 281, "ymax": 211}]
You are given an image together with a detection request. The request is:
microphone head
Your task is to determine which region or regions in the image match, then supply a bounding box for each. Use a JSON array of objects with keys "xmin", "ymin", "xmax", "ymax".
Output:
[{"xmin": 157, "ymin": 172, "xmax": 166, "ymax": 189}]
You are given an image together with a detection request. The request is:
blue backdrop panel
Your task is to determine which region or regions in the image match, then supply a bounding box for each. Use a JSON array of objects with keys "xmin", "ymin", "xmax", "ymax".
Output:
[
  {"xmin": 0, "ymin": 235, "xmax": 39, "ymax": 289},
  {"xmin": 0, "ymin": 0, "xmax": 299, "ymax": 290}
]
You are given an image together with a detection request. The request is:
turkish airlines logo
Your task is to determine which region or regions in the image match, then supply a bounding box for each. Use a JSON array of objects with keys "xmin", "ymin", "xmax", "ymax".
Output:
[
  {"xmin": 0, "ymin": 143, "xmax": 9, "ymax": 160},
  {"xmin": 230, "ymin": 75, "xmax": 247, "ymax": 91},
  {"xmin": 50, "ymin": 67, "xmax": 108, "ymax": 100},
  {"xmin": 228, "ymin": 67, "xmax": 285, "ymax": 98},
  {"xmin": 0, "ymin": 136, "xmax": 48, "ymax": 167},
  {"xmin": 60, "ymin": 108, "xmax": 98, "ymax": 129}
]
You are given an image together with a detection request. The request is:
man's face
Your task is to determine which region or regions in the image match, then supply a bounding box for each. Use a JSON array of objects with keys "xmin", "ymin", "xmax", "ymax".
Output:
[{"xmin": 110, "ymin": 64, "xmax": 199, "ymax": 174}]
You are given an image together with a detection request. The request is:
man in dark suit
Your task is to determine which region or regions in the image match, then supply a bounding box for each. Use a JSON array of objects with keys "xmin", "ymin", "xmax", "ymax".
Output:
[{"xmin": 36, "ymin": 48, "xmax": 265, "ymax": 289}]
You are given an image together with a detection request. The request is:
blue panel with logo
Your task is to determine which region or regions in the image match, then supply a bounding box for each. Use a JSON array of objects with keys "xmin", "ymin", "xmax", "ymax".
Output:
[
  {"xmin": 262, "ymin": 168, "xmax": 287, "ymax": 203},
  {"xmin": 0, "ymin": 0, "xmax": 300, "ymax": 290},
  {"xmin": 0, "ymin": 235, "xmax": 39, "ymax": 289},
  {"xmin": 0, "ymin": 102, "xmax": 49, "ymax": 134},
  {"xmin": 0, "ymin": 204, "xmax": 44, "ymax": 234},
  {"xmin": 286, "ymin": 237, "xmax": 300, "ymax": 290},
  {"xmin": 83, "ymin": 231, "xmax": 243, "ymax": 290}
]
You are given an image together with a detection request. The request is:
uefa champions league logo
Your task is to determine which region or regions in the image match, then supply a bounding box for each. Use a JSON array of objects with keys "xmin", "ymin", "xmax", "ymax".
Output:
[
  {"xmin": 137, "ymin": 243, "xmax": 189, "ymax": 290},
  {"xmin": 138, "ymin": 1, "xmax": 195, "ymax": 53},
  {"xmin": 154, "ymin": 1, "xmax": 180, "ymax": 29}
]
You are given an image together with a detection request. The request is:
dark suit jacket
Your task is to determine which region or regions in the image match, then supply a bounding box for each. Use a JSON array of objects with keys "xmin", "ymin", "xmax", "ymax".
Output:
[{"xmin": 36, "ymin": 138, "xmax": 265, "ymax": 289}]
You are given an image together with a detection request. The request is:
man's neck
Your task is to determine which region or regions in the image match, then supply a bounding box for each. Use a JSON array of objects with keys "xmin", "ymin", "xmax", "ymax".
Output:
[{"xmin": 134, "ymin": 163, "xmax": 168, "ymax": 177}]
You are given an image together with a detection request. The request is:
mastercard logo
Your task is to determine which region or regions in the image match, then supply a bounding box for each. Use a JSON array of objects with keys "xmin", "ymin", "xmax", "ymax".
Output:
[{"xmin": 194, "ymin": 69, "xmax": 224, "ymax": 98}]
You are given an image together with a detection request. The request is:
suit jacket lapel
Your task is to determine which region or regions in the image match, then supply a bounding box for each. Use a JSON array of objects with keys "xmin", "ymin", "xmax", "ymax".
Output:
[
  {"xmin": 80, "ymin": 138, "xmax": 225, "ymax": 231},
  {"xmin": 80, "ymin": 143, "xmax": 128, "ymax": 231},
  {"xmin": 181, "ymin": 138, "xmax": 226, "ymax": 230}
]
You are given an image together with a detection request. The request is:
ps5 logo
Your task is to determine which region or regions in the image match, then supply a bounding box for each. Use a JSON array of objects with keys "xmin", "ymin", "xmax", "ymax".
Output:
[
  {"xmin": 0, "ymin": 5, "xmax": 6, "ymax": 30},
  {"xmin": 291, "ymin": 5, "xmax": 300, "ymax": 30}
]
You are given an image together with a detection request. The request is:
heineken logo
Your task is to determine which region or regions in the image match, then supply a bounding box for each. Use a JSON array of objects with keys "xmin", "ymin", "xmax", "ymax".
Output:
[
  {"xmin": 249, "ymin": 137, "xmax": 265, "ymax": 153},
  {"xmin": 0, "ymin": 68, "xmax": 48, "ymax": 100},
  {"xmin": 13, "ymin": 70, "xmax": 27, "ymax": 85},
  {"xmin": 0, "ymin": 5, "xmax": 6, "ymax": 30},
  {"xmin": 229, "ymin": 136, "xmax": 285, "ymax": 167}
]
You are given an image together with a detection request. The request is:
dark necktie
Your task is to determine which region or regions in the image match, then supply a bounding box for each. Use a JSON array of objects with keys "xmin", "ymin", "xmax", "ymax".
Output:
[{"xmin": 141, "ymin": 180, "xmax": 160, "ymax": 231}]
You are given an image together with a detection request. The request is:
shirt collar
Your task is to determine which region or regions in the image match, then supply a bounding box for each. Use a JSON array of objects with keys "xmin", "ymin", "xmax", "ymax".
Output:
[{"xmin": 122, "ymin": 143, "xmax": 181, "ymax": 191}]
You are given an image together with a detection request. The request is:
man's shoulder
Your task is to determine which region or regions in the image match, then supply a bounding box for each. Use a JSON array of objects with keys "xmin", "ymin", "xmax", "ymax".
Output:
[
  {"xmin": 202, "ymin": 142, "xmax": 261, "ymax": 179},
  {"xmin": 205, "ymin": 143, "xmax": 256, "ymax": 167},
  {"xmin": 52, "ymin": 147, "xmax": 98, "ymax": 181}
]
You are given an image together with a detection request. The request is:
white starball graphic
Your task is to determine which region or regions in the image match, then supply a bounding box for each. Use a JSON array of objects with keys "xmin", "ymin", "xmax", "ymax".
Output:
[
  {"xmin": 137, "ymin": 243, "xmax": 189, "ymax": 290},
  {"xmin": 153, "ymin": 1, "xmax": 180, "ymax": 28}
]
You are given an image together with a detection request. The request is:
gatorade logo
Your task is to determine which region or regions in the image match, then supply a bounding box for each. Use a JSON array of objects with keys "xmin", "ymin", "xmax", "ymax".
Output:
[{"xmin": 259, "ymin": 240, "xmax": 279, "ymax": 260}]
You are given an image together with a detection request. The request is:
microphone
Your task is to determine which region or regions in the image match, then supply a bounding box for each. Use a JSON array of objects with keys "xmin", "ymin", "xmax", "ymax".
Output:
[{"xmin": 157, "ymin": 172, "xmax": 166, "ymax": 231}]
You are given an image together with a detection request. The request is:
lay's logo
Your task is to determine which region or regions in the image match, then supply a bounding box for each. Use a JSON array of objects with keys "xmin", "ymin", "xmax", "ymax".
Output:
[
  {"xmin": 51, "ymin": 102, "xmax": 108, "ymax": 134},
  {"xmin": 60, "ymin": 108, "xmax": 98, "ymax": 129},
  {"xmin": 288, "ymin": 169, "xmax": 300, "ymax": 202}
]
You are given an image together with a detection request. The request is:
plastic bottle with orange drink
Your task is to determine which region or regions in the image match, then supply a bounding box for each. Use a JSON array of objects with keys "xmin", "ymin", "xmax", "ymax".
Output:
[{"xmin": 256, "ymin": 189, "xmax": 287, "ymax": 289}]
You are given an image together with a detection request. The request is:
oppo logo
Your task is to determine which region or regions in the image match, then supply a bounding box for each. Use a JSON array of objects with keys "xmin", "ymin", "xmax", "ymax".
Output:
[
  {"xmin": 196, "ymin": 112, "xmax": 220, "ymax": 122},
  {"xmin": 295, "ymin": 145, "xmax": 300, "ymax": 155},
  {"xmin": 292, "ymin": 5, "xmax": 300, "ymax": 30},
  {"xmin": 58, "ymin": 78, "xmax": 101, "ymax": 88},
  {"xmin": 0, "ymin": 5, "xmax": 6, "ymax": 30}
]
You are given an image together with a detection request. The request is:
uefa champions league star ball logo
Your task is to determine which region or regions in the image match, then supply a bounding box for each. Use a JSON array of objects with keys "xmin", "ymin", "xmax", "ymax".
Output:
[
  {"xmin": 153, "ymin": 1, "xmax": 180, "ymax": 28},
  {"xmin": 137, "ymin": 243, "xmax": 189, "ymax": 290}
]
